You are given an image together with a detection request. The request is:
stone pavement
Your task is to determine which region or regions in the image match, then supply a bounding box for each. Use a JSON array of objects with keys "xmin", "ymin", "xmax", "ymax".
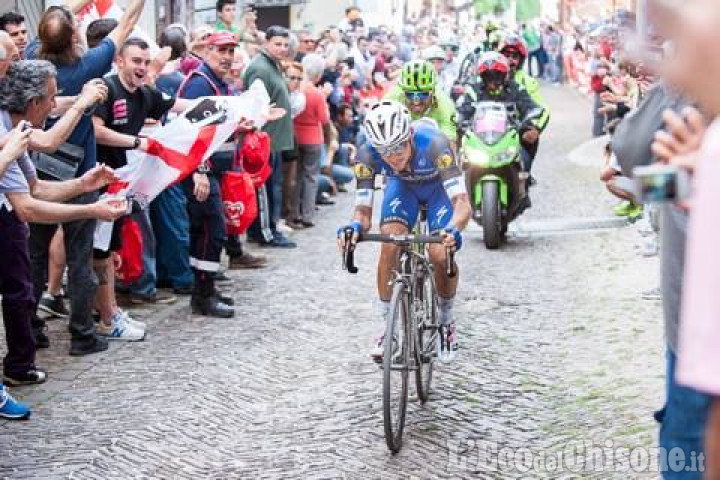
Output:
[{"xmin": 0, "ymin": 85, "xmax": 665, "ymax": 479}]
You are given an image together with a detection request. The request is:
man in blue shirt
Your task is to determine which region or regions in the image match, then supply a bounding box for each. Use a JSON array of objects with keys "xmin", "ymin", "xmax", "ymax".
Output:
[{"xmin": 25, "ymin": 0, "xmax": 146, "ymax": 356}]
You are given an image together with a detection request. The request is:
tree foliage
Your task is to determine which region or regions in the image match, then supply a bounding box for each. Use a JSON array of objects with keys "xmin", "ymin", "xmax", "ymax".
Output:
[
  {"xmin": 516, "ymin": 0, "xmax": 541, "ymax": 22},
  {"xmin": 474, "ymin": 0, "xmax": 542, "ymax": 21}
]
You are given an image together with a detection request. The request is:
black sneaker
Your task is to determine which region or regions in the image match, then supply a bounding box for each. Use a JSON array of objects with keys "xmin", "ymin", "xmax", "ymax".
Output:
[
  {"xmin": 3, "ymin": 369, "xmax": 47, "ymax": 387},
  {"xmin": 213, "ymin": 289, "xmax": 234, "ymax": 306},
  {"xmin": 70, "ymin": 335, "xmax": 109, "ymax": 357},
  {"xmin": 191, "ymin": 296, "xmax": 235, "ymax": 318},
  {"xmin": 38, "ymin": 294, "xmax": 69, "ymax": 319}
]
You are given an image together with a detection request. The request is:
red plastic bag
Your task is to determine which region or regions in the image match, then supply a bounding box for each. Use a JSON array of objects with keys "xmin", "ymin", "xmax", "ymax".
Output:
[
  {"xmin": 240, "ymin": 131, "xmax": 272, "ymax": 188},
  {"xmin": 221, "ymin": 171, "xmax": 258, "ymax": 235},
  {"xmin": 116, "ymin": 218, "xmax": 143, "ymax": 284}
]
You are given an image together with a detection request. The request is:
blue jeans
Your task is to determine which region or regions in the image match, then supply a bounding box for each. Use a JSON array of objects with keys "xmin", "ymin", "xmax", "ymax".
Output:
[
  {"xmin": 268, "ymin": 151, "xmax": 284, "ymax": 228},
  {"xmin": 151, "ymin": 184, "xmax": 193, "ymax": 289},
  {"xmin": 123, "ymin": 209, "xmax": 157, "ymax": 296},
  {"xmin": 317, "ymin": 174, "xmax": 333, "ymax": 198},
  {"xmin": 657, "ymin": 347, "xmax": 711, "ymax": 479},
  {"xmin": 249, "ymin": 151, "xmax": 283, "ymax": 239},
  {"xmin": 331, "ymin": 164, "xmax": 354, "ymax": 185},
  {"xmin": 545, "ymin": 54, "xmax": 560, "ymax": 83}
]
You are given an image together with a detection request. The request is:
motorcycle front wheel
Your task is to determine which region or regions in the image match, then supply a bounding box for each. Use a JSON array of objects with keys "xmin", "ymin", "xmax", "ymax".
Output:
[{"xmin": 482, "ymin": 181, "xmax": 502, "ymax": 249}]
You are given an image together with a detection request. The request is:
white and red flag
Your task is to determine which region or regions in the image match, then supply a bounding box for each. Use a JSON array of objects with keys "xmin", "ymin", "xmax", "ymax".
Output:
[{"xmin": 94, "ymin": 80, "xmax": 272, "ymax": 250}]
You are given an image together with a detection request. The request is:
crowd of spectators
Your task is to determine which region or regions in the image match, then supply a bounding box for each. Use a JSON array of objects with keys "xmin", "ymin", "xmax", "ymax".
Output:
[
  {"xmin": 0, "ymin": 0, "xmax": 464, "ymax": 419},
  {"xmin": 2, "ymin": 2, "xmax": 720, "ymax": 479}
]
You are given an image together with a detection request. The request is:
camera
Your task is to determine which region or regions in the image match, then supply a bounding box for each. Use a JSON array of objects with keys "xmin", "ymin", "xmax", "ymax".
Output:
[{"xmin": 633, "ymin": 165, "xmax": 691, "ymax": 203}]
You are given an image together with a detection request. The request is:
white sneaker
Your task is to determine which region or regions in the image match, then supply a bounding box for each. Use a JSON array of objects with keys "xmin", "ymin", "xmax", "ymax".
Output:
[
  {"xmin": 642, "ymin": 287, "xmax": 662, "ymax": 301},
  {"xmin": 276, "ymin": 219, "xmax": 294, "ymax": 235},
  {"xmin": 97, "ymin": 312, "xmax": 146, "ymax": 341},
  {"xmin": 119, "ymin": 310, "xmax": 146, "ymax": 330},
  {"xmin": 640, "ymin": 236, "xmax": 659, "ymax": 257}
]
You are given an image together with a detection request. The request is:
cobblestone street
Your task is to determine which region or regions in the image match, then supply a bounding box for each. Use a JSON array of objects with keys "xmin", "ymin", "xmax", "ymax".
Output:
[{"xmin": 0, "ymin": 86, "xmax": 664, "ymax": 479}]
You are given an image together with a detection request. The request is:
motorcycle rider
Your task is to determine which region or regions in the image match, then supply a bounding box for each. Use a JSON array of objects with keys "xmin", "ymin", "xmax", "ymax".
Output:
[
  {"xmin": 384, "ymin": 60, "xmax": 458, "ymax": 143},
  {"xmin": 457, "ymin": 52, "xmax": 547, "ymax": 206},
  {"xmin": 498, "ymin": 34, "xmax": 550, "ymax": 171}
]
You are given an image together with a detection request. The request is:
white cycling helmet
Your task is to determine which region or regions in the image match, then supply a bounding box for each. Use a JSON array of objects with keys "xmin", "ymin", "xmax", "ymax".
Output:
[{"xmin": 363, "ymin": 100, "xmax": 412, "ymax": 149}]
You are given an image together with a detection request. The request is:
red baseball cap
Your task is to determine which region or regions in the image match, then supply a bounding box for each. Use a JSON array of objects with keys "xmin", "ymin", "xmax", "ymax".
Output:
[{"xmin": 207, "ymin": 31, "xmax": 237, "ymax": 47}]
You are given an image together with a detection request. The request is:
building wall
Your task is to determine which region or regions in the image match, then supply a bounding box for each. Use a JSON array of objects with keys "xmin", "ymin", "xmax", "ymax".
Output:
[
  {"xmin": 290, "ymin": 0, "xmax": 402, "ymax": 35},
  {"xmin": 290, "ymin": 1, "xmax": 349, "ymax": 34},
  {"xmin": 2, "ymin": 0, "xmax": 43, "ymax": 36}
]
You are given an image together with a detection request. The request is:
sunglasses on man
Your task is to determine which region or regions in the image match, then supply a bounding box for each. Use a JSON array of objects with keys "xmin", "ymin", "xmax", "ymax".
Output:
[
  {"xmin": 405, "ymin": 91, "xmax": 432, "ymax": 103},
  {"xmin": 376, "ymin": 140, "xmax": 408, "ymax": 157}
]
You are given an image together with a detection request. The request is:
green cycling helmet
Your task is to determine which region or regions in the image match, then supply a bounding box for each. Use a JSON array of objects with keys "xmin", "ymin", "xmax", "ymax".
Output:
[{"xmin": 398, "ymin": 60, "xmax": 438, "ymax": 92}]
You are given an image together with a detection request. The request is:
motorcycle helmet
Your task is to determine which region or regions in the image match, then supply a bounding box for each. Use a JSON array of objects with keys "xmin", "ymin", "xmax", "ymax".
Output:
[
  {"xmin": 398, "ymin": 60, "xmax": 438, "ymax": 92},
  {"xmin": 499, "ymin": 34, "xmax": 528, "ymax": 68},
  {"xmin": 477, "ymin": 52, "xmax": 510, "ymax": 92},
  {"xmin": 363, "ymin": 100, "xmax": 412, "ymax": 149}
]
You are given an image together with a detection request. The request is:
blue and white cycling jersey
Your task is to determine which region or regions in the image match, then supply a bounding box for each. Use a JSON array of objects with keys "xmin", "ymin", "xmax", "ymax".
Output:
[{"xmin": 353, "ymin": 121, "xmax": 465, "ymax": 232}]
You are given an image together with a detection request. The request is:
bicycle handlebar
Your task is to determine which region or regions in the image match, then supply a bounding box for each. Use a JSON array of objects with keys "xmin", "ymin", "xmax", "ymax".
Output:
[{"xmin": 342, "ymin": 230, "xmax": 457, "ymax": 278}]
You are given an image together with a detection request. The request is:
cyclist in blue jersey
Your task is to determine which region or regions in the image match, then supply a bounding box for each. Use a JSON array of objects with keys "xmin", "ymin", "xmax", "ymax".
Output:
[{"xmin": 337, "ymin": 101, "xmax": 472, "ymax": 362}]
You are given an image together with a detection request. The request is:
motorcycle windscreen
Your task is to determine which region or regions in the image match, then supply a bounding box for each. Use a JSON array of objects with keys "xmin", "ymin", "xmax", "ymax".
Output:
[{"xmin": 473, "ymin": 107, "xmax": 507, "ymax": 145}]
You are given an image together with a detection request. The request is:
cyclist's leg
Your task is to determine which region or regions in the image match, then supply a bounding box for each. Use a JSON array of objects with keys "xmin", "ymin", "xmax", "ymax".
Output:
[
  {"xmin": 370, "ymin": 179, "xmax": 419, "ymax": 358},
  {"xmin": 378, "ymin": 178, "xmax": 420, "ymax": 302},
  {"xmin": 424, "ymin": 180, "xmax": 459, "ymax": 361},
  {"xmin": 424, "ymin": 185, "xmax": 458, "ymax": 301}
]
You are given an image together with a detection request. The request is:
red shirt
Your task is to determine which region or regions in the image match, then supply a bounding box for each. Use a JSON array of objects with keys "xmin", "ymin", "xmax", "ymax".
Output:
[{"xmin": 293, "ymin": 84, "xmax": 330, "ymax": 145}]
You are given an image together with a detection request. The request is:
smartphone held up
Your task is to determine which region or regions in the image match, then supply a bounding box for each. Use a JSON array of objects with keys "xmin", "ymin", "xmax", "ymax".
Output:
[{"xmin": 633, "ymin": 165, "xmax": 691, "ymax": 203}]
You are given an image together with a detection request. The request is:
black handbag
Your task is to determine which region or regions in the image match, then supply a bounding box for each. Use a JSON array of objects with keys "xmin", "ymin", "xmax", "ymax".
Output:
[{"xmin": 31, "ymin": 143, "xmax": 84, "ymax": 181}]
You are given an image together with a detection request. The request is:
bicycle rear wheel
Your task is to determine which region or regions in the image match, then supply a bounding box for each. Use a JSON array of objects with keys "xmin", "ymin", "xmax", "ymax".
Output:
[
  {"xmin": 383, "ymin": 281, "xmax": 410, "ymax": 453},
  {"xmin": 414, "ymin": 266, "xmax": 438, "ymax": 404}
]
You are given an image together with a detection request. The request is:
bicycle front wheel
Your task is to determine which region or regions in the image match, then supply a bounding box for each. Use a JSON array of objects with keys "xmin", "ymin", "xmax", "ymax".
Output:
[
  {"xmin": 383, "ymin": 281, "xmax": 410, "ymax": 453},
  {"xmin": 415, "ymin": 267, "xmax": 438, "ymax": 404}
]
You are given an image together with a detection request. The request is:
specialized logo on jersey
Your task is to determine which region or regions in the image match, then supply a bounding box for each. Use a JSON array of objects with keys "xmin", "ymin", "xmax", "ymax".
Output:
[
  {"xmin": 112, "ymin": 99, "xmax": 129, "ymax": 126},
  {"xmin": 390, "ymin": 198, "xmax": 402, "ymax": 214},
  {"xmin": 436, "ymin": 205, "xmax": 449, "ymax": 223},
  {"xmin": 354, "ymin": 163, "xmax": 373, "ymax": 180},
  {"xmin": 438, "ymin": 153, "xmax": 454, "ymax": 169}
]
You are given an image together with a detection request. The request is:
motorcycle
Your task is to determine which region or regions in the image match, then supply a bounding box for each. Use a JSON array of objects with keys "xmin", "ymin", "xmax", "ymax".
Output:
[{"xmin": 460, "ymin": 101, "xmax": 542, "ymax": 249}]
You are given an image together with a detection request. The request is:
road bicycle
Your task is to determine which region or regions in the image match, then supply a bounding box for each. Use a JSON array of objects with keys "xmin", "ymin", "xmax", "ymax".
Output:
[{"xmin": 341, "ymin": 218, "xmax": 455, "ymax": 453}]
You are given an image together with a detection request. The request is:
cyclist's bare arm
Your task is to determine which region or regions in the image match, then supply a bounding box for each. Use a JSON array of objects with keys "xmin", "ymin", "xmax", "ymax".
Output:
[
  {"xmin": 433, "ymin": 136, "xmax": 472, "ymax": 238},
  {"xmin": 448, "ymin": 193, "xmax": 471, "ymax": 231},
  {"xmin": 353, "ymin": 206, "xmax": 373, "ymax": 232}
]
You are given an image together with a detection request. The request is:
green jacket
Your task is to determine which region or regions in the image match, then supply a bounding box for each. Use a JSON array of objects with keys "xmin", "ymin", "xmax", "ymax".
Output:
[
  {"xmin": 243, "ymin": 51, "xmax": 294, "ymax": 152},
  {"xmin": 385, "ymin": 85, "xmax": 458, "ymax": 140},
  {"xmin": 522, "ymin": 30, "xmax": 541, "ymax": 52},
  {"xmin": 513, "ymin": 70, "xmax": 550, "ymax": 131}
]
